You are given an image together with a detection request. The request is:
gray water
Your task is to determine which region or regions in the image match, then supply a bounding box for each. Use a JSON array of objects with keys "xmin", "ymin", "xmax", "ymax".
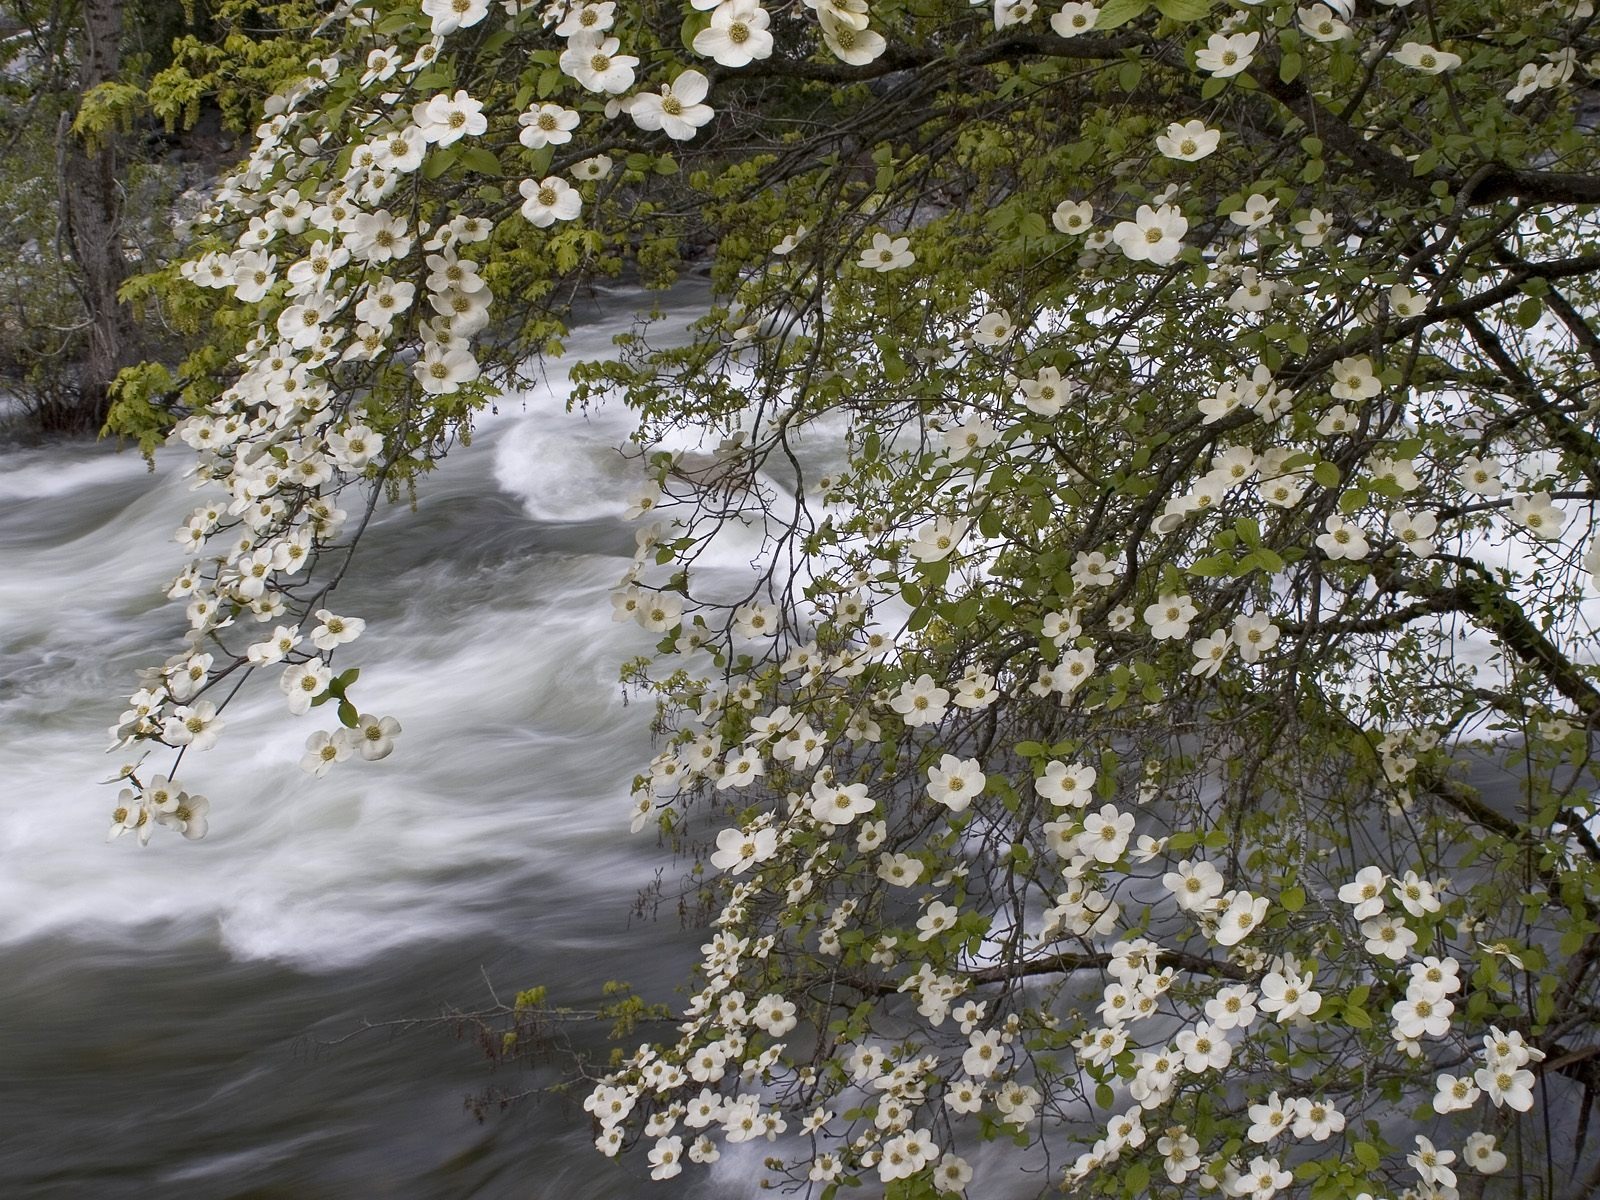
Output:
[{"xmin": 0, "ymin": 295, "xmax": 739, "ymax": 1198}]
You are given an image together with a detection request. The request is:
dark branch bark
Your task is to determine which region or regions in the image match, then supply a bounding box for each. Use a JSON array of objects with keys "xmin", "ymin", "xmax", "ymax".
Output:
[
  {"xmin": 1452, "ymin": 572, "xmax": 1600, "ymax": 725},
  {"xmin": 1257, "ymin": 61, "xmax": 1600, "ymax": 210},
  {"xmin": 1473, "ymin": 168, "xmax": 1600, "ymax": 207},
  {"xmin": 832, "ymin": 946, "xmax": 1249, "ymax": 996}
]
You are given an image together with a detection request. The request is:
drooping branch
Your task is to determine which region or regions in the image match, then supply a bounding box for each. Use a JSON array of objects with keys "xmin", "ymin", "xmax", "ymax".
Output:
[
  {"xmin": 1259, "ymin": 68, "xmax": 1600, "ymax": 211},
  {"xmin": 831, "ymin": 947, "xmax": 1250, "ymax": 997},
  {"xmin": 1454, "ymin": 571, "xmax": 1600, "ymax": 726},
  {"xmin": 1459, "ymin": 313, "xmax": 1600, "ymax": 494}
]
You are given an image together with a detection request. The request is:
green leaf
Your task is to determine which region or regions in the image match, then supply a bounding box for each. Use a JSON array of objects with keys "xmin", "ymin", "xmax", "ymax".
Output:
[
  {"xmin": 1280, "ymin": 886, "xmax": 1306, "ymax": 912},
  {"xmin": 413, "ymin": 67, "xmax": 452, "ymax": 92},
  {"xmin": 1124, "ymin": 1162, "xmax": 1151, "ymax": 1194},
  {"xmin": 1515, "ymin": 296, "xmax": 1543, "ymax": 328},
  {"xmin": 458, "ymin": 146, "xmax": 502, "ymax": 176},
  {"xmin": 1312, "ymin": 462, "xmax": 1341, "ymax": 489},
  {"xmin": 1241, "ymin": 548, "xmax": 1286, "ymax": 574},
  {"xmin": 1279, "ymin": 52, "xmax": 1302, "ymax": 83},
  {"xmin": 524, "ymin": 145, "xmax": 554, "ymax": 177},
  {"xmin": 1344, "ymin": 1003, "xmax": 1372, "ymax": 1029},
  {"xmin": 1094, "ymin": 0, "xmax": 1150, "ymax": 29},
  {"xmin": 1353, "ymin": 1142, "xmax": 1381, "ymax": 1170},
  {"xmin": 423, "ymin": 144, "xmax": 460, "ymax": 180},
  {"xmin": 338, "ymin": 698, "xmax": 360, "ymax": 728},
  {"xmin": 681, "ymin": 10, "xmax": 712, "ymax": 52}
]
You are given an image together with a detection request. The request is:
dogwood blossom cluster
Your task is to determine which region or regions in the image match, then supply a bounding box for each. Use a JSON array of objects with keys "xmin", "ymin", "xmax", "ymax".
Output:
[
  {"xmin": 108, "ymin": 0, "xmax": 904, "ymax": 838},
  {"xmin": 107, "ymin": 0, "xmax": 1600, "ymax": 1193},
  {"xmin": 589, "ymin": 366, "xmax": 1585, "ymax": 1190}
]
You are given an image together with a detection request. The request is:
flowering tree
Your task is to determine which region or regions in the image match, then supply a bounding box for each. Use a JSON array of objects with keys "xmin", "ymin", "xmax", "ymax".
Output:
[{"xmin": 104, "ymin": 0, "xmax": 1600, "ymax": 1195}]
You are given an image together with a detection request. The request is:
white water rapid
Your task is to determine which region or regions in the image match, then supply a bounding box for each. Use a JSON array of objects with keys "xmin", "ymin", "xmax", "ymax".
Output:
[{"xmin": 0, "ymin": 287, "xmax": 741, "ymax": 1198}]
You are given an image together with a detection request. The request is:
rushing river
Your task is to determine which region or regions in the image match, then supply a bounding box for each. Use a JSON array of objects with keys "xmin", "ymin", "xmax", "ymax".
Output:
[{"xmin": 0, "ymin": 290, "xmax": 745, "ymax": 1198}]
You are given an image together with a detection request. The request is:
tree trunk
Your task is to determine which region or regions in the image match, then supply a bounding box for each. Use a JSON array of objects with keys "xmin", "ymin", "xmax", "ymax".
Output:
[{"xmin": 56, "ymin": 0, "xmax": 131, "ymax": 434}]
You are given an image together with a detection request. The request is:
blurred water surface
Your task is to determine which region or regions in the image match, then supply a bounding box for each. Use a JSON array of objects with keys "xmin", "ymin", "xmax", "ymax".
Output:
[{"xmin": 0, "ymin": 290, "xmax": 735, "ymax": 1198}]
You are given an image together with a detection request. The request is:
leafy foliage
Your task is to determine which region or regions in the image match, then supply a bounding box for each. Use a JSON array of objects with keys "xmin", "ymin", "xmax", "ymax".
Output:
[{"xmin": 106, "ymin": 0, "xmax": 1600, "ymax": 1196}]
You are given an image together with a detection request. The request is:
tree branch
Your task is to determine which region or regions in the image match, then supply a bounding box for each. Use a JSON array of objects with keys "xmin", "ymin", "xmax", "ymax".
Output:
[{"xmin": 834, "ymin": 947, "xmax": 1249, "ymax": 996}]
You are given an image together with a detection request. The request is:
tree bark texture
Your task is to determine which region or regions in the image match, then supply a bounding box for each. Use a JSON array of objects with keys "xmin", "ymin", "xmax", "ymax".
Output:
[{"xmin": 56, "ymin": 0, "xmax": 131, "ymax": 433}]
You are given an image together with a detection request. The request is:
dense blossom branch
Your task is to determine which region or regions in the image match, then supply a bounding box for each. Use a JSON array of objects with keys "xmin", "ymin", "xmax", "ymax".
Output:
[{"xmin": 99, "ymin": 0, "xmax": 1600, "ymax": 1196}]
